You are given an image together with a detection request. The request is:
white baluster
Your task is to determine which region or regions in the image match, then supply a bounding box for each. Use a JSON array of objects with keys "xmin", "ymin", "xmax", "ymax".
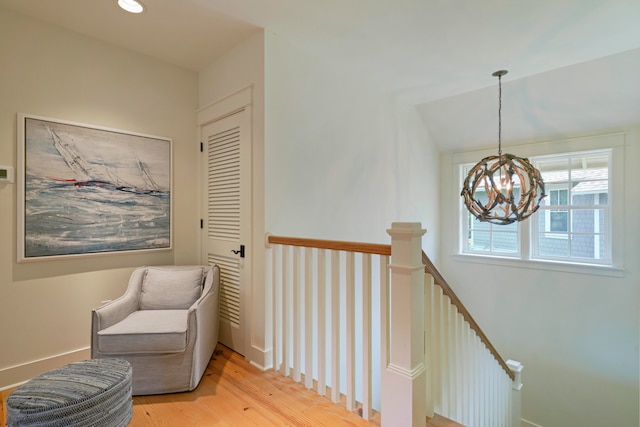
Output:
[
  {"xmin": 282, "ymin": 245, "xmax": 290, "ymax": 377},
  {"xmin": 451, "ymin": 309, "xmax": 460, "ymax": 421},
  {"xmin": 304, "ymin": 247, "xmax": 313, "ymax": 389},
  {"xmin": 490, "ymin": 356, "xmax": 497, "ymax": 427},
  {"xmin": 345, "ymin": 251, "xmax": 356, "ymax": 412},
  {"xmin": 461, "ymin": 320, "xmax": 470, "ymax": 426},
  {"xmin": 424, "ymin": 273, "xmax": 435, "ymax": 418},
  {"xmin": 330, "ymin": 250, "xmax": 341, "ymax": 403},
  {"xmin": 362, "ymin": 253, "xmax": 372, "ymax": 419},
  {"xmin": 502, "ymin": 368, "xmax": 509, "ymax": 427},
  {"xmin": 441, "ymin": 294, "xmax": 450, "ymax": 416},
  {"xmin": 497, "ymin": 357, "xmax": 503, "ymax": 427},
  {"xmin": 276, "ymin": 245, "xmax": 282, "ymax": 373},
  {"xmin": 469, "ymin": 327, "xmax": 477, "ymax": 426},
  {"xmin": 293, "ymin": 246, "xmax": 301, "ymax": 382},
  {"xmin": 474, "ymin": 334, "xmax": 481, "ymax": 427},
  {"xmin": 317, "ymin": 249, "xmax": 327, "ymax": 397},
  {"xmin": 272, "ymin": 245, "xmax": 280, "ymax": 371},
  {"xmin": 498, "ymin": 359, "xmax": 503, "ymax": 426},
  {"xmin": 379, "ymin": 254, "xmax": 389, "ymax": 408},
  {"xmin": 433, "ymin": 284, "xmax": 443, "ymax": 415}
]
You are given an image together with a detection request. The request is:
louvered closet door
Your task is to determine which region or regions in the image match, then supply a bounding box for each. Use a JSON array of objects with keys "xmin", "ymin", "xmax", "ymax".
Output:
[{"xmin": 201, "ymin": 109, "xmax": 251, "ymax": 356}]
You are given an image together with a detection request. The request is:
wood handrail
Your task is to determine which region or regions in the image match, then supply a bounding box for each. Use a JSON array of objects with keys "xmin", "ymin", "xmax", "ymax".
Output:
[
  {"xmin": 267, "ymin": 235, "xmax": 391, "ymax": 256},
  {"xmin": 267, "ymin": 234, "xmax": 514, "ymax": 380}
]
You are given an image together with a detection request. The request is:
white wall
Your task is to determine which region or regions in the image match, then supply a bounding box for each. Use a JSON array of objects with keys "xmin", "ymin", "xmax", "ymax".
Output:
[
  {"xmin": 439, "ymin": 128, "xmax": 640, "ymax": 427},
  {"xmin": 0, "ymin": 7, "xmax": 199, "ymax": 388},
  {"xmin": 198, "ymin": 30, "xmax": 440, "ymax": 371},
  {"xmin": 262, "ymin": 31, "xmax": 440, "ymax": 408},
  {"xmin": 264, "ymin": 32, "xmax": 440, "ymax": 257}
]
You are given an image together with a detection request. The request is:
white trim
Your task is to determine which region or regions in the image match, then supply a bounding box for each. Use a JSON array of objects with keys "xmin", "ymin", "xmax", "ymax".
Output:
[
  {"xmin": 247, "ymin": 344, "xmax": 272, "ymax": 372},
  {"xmin": 198, "ymin": 87, "xmax": 254, "ymax": 361},
  {"xmin": 387, "ymin": 264, "xmax": 425, "ymax": 273},
  {"xmin": 453, "ymin": 253, "xmax": 624, "ymax": 277},
  {"xmin": 197, "ymin": 85, "xmax": 252, "ymax": 126},
  {"xmin": 506, "ymin": 359, "xmax": 524, "ymax": 391},
  {"xmin": 248, "ymin": 360, "xmax": 271, "ymax": 372},
  {"xmin": 522, "ymin": 418, "xmax": 545, "ymax": 427},
  {"xmin": 386, "ymin": 362, "xmax": 426, "ymax": 380},
  {"xmin": 0, "ymin": 347, "xmax": 91, "ymax": 391},
  {"xmin": 386, "ymin": 223, "xmax": 427, "ymax": 237},
  {"xmin": 452, "ymin": 130, "xmax": 625, "ymax": 164}
]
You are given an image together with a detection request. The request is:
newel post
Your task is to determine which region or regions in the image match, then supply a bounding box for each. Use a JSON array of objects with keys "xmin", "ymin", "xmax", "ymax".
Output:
[
  {"xmin": 381, "ymin": 222, "xmax": 427, "ymax": 427},
  {"xmin": 507, "ymin": 359, "xmax": 523, "ymax": 427}
]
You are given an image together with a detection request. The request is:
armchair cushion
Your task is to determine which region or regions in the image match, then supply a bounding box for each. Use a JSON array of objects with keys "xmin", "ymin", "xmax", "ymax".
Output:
[
  {"xmin": 140, "ymin": 266, "xmax": 204, "ymax": 310},
  {"xmin": 97, "ymin": 310, "xmax": 189, "ymax": 354}
]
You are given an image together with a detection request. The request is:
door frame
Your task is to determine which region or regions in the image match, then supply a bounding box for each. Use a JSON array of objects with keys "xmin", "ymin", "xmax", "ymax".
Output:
[
  {"xmin": 197, "ymin": 87, "xmax": 253, "ymax": 359},
  {"xmin": 197, "ymin": 85, "xmax": 269, "ymax": 370}
]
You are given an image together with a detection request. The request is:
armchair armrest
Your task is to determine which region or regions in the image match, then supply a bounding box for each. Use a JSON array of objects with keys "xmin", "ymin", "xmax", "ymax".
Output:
[
  {"xmin": 188, "ymin": 265, "xmax": 220, "ymax": 384},
  {"xmin": 91, "ymin": 267, "xmax": 146, "ymax": 357},
  {"xmin": 92, "ymin": 293, "xmax": 138, "ymax": 329}
]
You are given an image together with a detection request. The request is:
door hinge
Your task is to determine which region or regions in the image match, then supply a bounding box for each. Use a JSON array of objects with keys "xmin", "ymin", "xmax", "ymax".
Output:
[
  {"xmin": 200, "ymin": 142, "xmax": 203, "ymax": 152},
  {"xmin": 200, "ymin": 219, "xmax": 203, "ymax": 229}
]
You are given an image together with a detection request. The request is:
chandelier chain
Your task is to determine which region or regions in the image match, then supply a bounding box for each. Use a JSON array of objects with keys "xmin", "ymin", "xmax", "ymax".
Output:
[{"xmin": 498, "ymin": 73, "xmax": 502, "ymax": 158}]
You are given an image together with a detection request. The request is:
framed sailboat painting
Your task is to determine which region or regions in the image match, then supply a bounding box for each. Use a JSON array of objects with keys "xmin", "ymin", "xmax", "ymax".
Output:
[{"xmin": 17, "ymin": 113, "xmax": 172, "ymax": 261}]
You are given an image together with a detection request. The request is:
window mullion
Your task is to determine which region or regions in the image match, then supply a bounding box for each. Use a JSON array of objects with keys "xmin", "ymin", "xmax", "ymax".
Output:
[{"xmin": 521, "ymin": 218, "xmax": 530, "ymax": 260}]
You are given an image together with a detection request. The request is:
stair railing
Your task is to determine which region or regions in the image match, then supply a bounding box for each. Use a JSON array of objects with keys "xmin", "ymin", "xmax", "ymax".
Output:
[
  {"xmin": 266, "ymin": 234, "xmax": 390, "ymax": 419},
  {"xmin": 422, "ymin": 252, "xmax": 522, "ymax": 427},
  {"xmin": 266, "ymin": 222, "xmax": 522, "ymax": 427}
]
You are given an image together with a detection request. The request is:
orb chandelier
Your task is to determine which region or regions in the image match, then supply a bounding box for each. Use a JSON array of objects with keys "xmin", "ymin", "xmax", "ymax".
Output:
[{"xmin": 461, "ymin": 70, "xmax": 545, "ymax": 225}]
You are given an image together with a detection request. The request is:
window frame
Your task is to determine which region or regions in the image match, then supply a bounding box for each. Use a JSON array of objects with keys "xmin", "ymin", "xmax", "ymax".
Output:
[{"xmin": 454, "ymin": 132, "xmax": 625, "ymax": 277}]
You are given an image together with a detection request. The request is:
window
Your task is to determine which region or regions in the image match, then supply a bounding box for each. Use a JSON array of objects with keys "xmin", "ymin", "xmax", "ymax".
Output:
[
  {"xmin": 532, "ymin": 152, "xmax": 610, "ymax": 264},
  {"xmin": 459, "ymin": 144, "xmax": 619, "ymax": 269}
]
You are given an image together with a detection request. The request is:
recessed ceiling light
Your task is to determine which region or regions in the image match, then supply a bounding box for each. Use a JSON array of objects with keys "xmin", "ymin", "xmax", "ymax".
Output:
[{"xmin": 117, "ymin": 0, "xmax": 145, "ymax": 14}]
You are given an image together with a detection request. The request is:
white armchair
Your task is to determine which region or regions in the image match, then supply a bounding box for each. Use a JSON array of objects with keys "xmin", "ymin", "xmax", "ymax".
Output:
[{"xmin": 91, "ymin": 265, "xmax": 220, "ymax": 395}]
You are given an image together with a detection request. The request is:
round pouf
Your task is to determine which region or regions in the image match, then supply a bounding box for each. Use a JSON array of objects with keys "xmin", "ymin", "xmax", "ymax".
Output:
[{"xmin": 6, "ymin": 358, "xmax": 132, "ymax": 427}]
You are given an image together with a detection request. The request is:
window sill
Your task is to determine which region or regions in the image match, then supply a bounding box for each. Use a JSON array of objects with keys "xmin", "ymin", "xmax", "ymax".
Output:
[{"xmin": 453, "ymin": 253, "xmax": 624, "ymax": 278}]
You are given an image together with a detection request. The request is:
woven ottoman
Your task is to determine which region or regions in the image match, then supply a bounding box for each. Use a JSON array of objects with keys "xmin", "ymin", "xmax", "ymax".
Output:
[{"xmin": 6, "ymin": 358, "xmax": 132, "ymax": 427}]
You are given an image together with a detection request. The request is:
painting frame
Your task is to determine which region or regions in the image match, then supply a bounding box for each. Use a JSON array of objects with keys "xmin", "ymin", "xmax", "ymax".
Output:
[{"xmin": 17, "ymin": 113, "xmax": 173, "ymax": 262}]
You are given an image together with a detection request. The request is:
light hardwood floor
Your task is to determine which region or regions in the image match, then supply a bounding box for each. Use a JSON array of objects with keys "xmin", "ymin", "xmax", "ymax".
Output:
[
  {"xmin": 2, "ymin": 344, "xmax": 461, "ymax": 426},
  {"xmin": 131, "ymin": 344, "xmax": 381, "ymax": 426}
]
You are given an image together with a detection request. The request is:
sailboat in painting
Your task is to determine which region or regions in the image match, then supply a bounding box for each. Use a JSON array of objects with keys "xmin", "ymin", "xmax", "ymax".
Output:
[{"xmin": 43, "ymin": 123, "xmax": 168, "ymax": 197}]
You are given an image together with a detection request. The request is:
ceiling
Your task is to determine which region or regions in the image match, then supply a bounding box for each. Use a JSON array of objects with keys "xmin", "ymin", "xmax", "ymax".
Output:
[{"xmin": 2, "ymin": 0, "xmax": 640, "ymax": 150}]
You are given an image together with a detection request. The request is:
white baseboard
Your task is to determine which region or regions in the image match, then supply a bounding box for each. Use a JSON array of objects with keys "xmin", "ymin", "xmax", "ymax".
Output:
[
  {"xmin": 0, "ymin": 347, "xmax": 91, "ymax": 391},
  {"xmin": 522, "ymin": 418, "xmax": 544, "ymax": 427},
  {"xmin": 247, "ymin": 344, "xmax": 272, "ymax": 372}
]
